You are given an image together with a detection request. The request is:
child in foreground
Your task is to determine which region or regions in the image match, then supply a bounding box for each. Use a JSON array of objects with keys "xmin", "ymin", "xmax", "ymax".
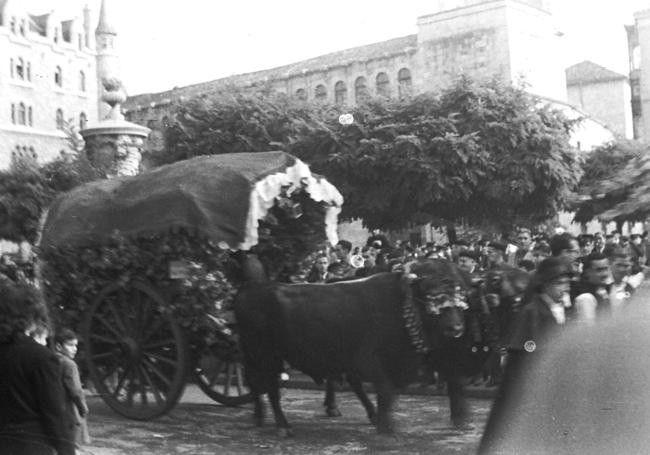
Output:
[{"xmin": 55, "ymin": 328, "xmax": 91, "ymax": 448}]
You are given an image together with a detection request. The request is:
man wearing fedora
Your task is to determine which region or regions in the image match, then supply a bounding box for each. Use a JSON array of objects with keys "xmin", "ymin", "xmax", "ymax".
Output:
[{"xmin": 478, "ymin": 256, "xmax": 574, "ymax": 454}]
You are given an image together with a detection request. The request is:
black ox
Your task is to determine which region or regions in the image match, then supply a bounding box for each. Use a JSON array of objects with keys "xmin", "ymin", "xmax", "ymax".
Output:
[{"xmin": 234, "ymin": 259, "xmax": 471, "ymax": 436}]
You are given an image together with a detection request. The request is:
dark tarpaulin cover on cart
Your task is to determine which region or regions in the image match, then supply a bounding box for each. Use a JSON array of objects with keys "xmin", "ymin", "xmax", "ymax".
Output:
[{"xmin": 39, "ymin": 151, "xmax": 343, "ymax": 251}]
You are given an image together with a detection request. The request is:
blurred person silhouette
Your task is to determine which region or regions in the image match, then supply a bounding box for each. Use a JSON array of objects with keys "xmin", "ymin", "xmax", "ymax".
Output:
[
  {"xmin": 477, "ymin": 288, "xmax": 650, "ymax": 454},
  {"xmin": 55, "ymin": 329, "xmax": 90, "ymax": 448},
  {"xmin": 0, "ymin": 282, "xmax": 75, "ymax": 455},
  {"xmin": 479, "ymin": 256, "xmax": 573, "ymax": 454}
]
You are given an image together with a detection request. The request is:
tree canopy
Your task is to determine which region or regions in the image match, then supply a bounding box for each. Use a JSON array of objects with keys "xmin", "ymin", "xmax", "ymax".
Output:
[
  {"xmin": 164, "ymin": 77, "xmax": 582, "ymax": 231},
  {"xmin": 571, "ymin": 139, "xmax": 647, "ymax": 224}
]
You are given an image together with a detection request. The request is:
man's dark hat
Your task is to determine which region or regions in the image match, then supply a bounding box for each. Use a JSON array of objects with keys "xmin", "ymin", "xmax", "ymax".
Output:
[
  {"xmin": 487, "ymin": 240, "xmax": 507, "ymax": 252},
  {"xmin": 458, "ymin": 249, "xmax": 479, "ymax": 261},
  {"xmin": 536, "ymin": 256, "xmax": 573, "ymax": 284}
]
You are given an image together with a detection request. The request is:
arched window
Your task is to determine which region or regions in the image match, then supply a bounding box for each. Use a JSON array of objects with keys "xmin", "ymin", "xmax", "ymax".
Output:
[
  {"xmin": 10, "ymin": 17, "xmax": 16, "ymax": 34},
  {"xmin": 376, "ymin": 72, "xmax": 390, "ymax": 97},
  {"xmin": 18, "ymin": 103, "xmax": 26, "ymax": 125},
  {"xmin": 28, "ymin": 106, "xmax": 33, "ymax": 126},
  {"xmin": 295, "ymin": 88, "xmax": 307, "ymax": 101},
  {"xmin": 79, "ymin": 71, "xmax": 86, "ymax": 91},
  {"xmin": 315, "ymin": 84, "xmax": 327, "ymax": 101},
  {"xmin": 355, "ymin": 76, "xmax": 369, "ymax": 103},
  {"xmin": 79, "ymin": 112, "xmax": 87, "ymax": 129},
  {"xmin": 10, "ymin": 104, "xmax": 15, "ymax": 124},
  {"xmin": 16, "ymin": 58, "xmax": 24, "ymax": 80},
  {"xmin": 56, "ymin": 108, "xmax": 64, "ymax": 130},
  {"xmin": 397, "ymin": 68, "xmax": 412, "ymax": 99},
  {"xmin": 55, "ymin": 66, "xmax": 63, "ymax": 87},
  {"xmin": 334, "ymin": 81, "xmax": 347, "ymax": 105},
  {"xmin": 29, "ymin": 147, "xmax": 36, "ymax": 160}
]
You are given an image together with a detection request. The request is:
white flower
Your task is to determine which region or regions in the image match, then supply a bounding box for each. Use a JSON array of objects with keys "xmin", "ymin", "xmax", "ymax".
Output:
[{"xmin": 338, "ymin": 113, "xmax": 354, "ymax": 125}]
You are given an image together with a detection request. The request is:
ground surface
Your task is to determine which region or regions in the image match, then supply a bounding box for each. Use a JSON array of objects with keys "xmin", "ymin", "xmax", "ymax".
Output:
[{"xmin": 81, "ymin": 385, "xmax": 490, "ymax": 455}]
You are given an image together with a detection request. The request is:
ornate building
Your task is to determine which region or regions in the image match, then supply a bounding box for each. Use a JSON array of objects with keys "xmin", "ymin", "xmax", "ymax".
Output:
[
  {"xmin": 0, "ymin": 0, "xmax": 114, "ymax": 168},
  {"xmin": 127, "ymin": 0, "xmax": 614, "ymax": 158}
]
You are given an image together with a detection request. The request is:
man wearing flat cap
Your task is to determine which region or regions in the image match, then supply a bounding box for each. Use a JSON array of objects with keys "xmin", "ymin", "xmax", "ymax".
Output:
[
  {"xmin": 479, "ymin": 256, "xmax": 573, "ymax": 454},
  {"xmin": 457, "ymin": 249, "xmax": 480, "ymax": 274},
  {"xmin": 485, "ymin": 240, "xmax": 508, "ymax": 270}
]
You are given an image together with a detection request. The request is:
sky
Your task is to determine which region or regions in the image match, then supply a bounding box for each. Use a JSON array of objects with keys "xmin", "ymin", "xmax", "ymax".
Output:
[{"xmin": 22, "ymin": 0, "xmax": 650, "ymax": 96}]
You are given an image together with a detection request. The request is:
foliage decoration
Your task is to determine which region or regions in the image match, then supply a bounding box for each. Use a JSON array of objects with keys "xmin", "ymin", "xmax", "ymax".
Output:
[{"xmin": 40, "ymin": 230, "xmax": 237, "ymax": 339}]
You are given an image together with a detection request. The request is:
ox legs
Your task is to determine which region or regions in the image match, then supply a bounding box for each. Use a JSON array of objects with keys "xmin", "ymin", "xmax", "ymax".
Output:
[
  {"xmin": 323, "ymin": 377, "xmax": 343, "ymax": 417},
  {"xmin": 346, "ymin": 374, "xmax": 376, "ymax": 424},
  {"xmin": 374, "ymin": 379, "xmax": 397, "ymax": 434},
  {"xmin": 267, "ymin": 378, "xmax": 294, "ymax": 437},
  {"xmin": 252, "ymin": 392, "xmax": 265, "ymax": 427}
]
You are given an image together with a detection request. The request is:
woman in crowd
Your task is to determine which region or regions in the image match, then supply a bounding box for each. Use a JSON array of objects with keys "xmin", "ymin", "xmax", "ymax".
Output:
[{"xmin": 0, "ymin": 281, "xmax": 75, "ymax": 455}]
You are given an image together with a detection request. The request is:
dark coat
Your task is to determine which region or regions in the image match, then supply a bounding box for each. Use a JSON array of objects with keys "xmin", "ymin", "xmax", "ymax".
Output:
[
  {"xmin": 0, "ymin": 334, "xmax": 75, "ymax": 455},
  {"xmin": 479, "ymin": 293, "xmax": 566, "ymax": 454}
]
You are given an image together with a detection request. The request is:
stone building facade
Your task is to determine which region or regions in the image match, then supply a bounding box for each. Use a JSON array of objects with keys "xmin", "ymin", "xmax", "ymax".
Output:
[
  {"xmin": 0, "ymin": 0, "xmax": 102, "ymax": 168},
  {"xmin": 125, "ymin": 0, "xmax": 582, "ymax": 157},
  {"xmin": 566, "ymin": 61, "xmax": 632, "ymax": 139}
]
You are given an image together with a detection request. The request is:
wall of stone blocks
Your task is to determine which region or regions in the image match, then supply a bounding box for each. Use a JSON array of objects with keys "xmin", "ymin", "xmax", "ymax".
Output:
[{"xmin": 567, "ymin": 80, "xmax": 631, "ymax": 138}]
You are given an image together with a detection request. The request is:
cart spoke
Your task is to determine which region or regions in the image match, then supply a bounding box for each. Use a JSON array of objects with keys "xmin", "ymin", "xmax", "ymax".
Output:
[
  {"xmin": 236, "ymin": 364, "xmax": 245, "ymax": 395},
  {"xmin": 90, "ymin": 332, "xmax": 120, "ymax": 345},
  {"xmin": 143, "ymin": 337, "xmax": 178, "ymax": 350},
  {"xmin": 94, "ymin": 314, "xmax": 125, "ymax": 341},
  {"xmin": 145, "ymin": 352, "xmax": 179, "ymax": 366},
  {"xmin": 223, "ymin": 363, "xmax": 234, "ymax": 396},
  {"xmin": 91, "ymin": 351, "xmax": 118, "ymax": 361},
  {"xmin": 140, "ymin": 365, "xmax": 164, "ymax": 405},
  {"xmin": 111, "ymin": 365, "xmax": 132, "ymax": 398},
  {"xmin": 142, "ymin": 358, "xmax": 172, "ymax": 388},
  {"xmin": 105, "ymin": 298, "xmax": 129, "ymax": 335}
]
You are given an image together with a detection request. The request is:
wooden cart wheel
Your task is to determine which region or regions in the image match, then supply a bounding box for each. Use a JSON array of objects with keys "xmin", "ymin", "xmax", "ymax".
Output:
[
  {"xmin": 193, "ymin": 343, "xmax": 252, "ymax": 406},
  {"xmin": 83, "ymin": 280, "xmax": 188, "ymax": 420}
]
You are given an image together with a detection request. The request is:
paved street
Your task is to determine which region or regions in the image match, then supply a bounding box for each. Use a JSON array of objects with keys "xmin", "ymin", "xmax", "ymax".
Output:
[{"xmin": 81, "ymin": 385, "xmax": 491, "ymax": 455}]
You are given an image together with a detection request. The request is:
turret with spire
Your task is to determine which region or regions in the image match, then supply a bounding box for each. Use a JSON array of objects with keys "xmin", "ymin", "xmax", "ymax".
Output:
[{"xmin": 95, "ymin": 0, "xmax": 120, "ymax": 120}]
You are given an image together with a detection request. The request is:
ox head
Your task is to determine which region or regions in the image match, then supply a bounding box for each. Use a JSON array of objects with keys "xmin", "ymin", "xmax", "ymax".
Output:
[{"xmin": 402, "ymin": 259, "xmax": 469, "ymax": 346}]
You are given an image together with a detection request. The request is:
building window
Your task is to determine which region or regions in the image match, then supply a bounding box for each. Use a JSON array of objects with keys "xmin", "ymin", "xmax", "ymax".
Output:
[
  {"xmin": 18, "ymin": 103, "xmax": 26, "ymax": 125},
  {"xmin": 11, "ymin": 104, "xmax": 15, "ymax": 124},
  {"xmin": 79, "ymin": 71, "xmax": 86, "ymax": 91},
  {"xmin": 16, "ymin": 58, "xmax": 24, "ymax": 80},
  {"xmin": 26, "ymin": 62, "xmax": 31, "ymax": 81},
  {"xmin": 78, "ymin": 33, "xmax": 83, "ymax": 50},
  {"xmin": 397, "ymin": 68, "xmax": 412, "ymax": 99},
  {"xmin": 79, "ymin": 112, "xmax": 87, "ymax": 129},
  {"xmin": 28, "ymin": 106, "xmax": 33, "ymax": 126},
  {"xmin": 10, "ymin": 16, "xmax": 16, "ymax": 34},
  {"xmin": 19, "ymin": 18, "xmax": 26, "ymax": 36},
  {"xmin": 55, "ymin": 66, "xmax": 63, "ymax": 87},
  {"xmin": 10, "ymin": 58, "xmax": 13, "ymax": 78},
  {"xmin": 295, "ymin": 88, "xmax": 307, "ymax": 101},
  {"xmin": 315, "ymin": 84, "xmax": 327, "ymax": 102},
  {"xmin": 355, "ymin": 76, "xmax": 369, "ymax": 103},
  {"xmin": 56, "ymin": 109, "xmax": 64, "ymax": 130},
  {"xmin": 334, "ymin": 81, "xmax": 347, "ymax": 105},
  {"xmin": 376, "ymin": 72, "xmax": 390, "ymax": 98},
  {"xmin": 53, "ymin": 27, "xmax": 59, "ymax": 43}
]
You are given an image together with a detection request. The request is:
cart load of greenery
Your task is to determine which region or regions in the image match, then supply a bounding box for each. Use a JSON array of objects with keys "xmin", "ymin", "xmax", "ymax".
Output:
[{"xmin": 38, "ymin": 152, "xmax": 343, "ymax": 340}]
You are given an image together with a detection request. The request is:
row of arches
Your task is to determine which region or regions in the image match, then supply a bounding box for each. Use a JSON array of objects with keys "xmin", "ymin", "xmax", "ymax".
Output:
[{"xmin": 294, "ymin": 68, "xmax": 413, "ymax": 104}]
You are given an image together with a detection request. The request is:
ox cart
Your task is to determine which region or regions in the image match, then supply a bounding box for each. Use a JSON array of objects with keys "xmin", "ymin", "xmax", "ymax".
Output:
[{"xmin": 38, "ymin": 151, "xmax": 343, "ymax": 420}]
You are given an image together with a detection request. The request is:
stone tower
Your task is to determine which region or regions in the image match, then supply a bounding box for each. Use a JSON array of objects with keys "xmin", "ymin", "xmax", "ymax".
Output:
[
  {"xmin": 95, "ymin": 0, "xmax": 119, "ymax": 120},
  {"xmin": 415, "ymin": 0, "xmax": 566, "ymax": 101}
]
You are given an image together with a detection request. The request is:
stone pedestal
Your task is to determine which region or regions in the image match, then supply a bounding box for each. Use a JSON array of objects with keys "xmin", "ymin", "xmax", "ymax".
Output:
[{"xmin": 81, "ymin": 120, "xmax": 150, "ymax": 177}]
